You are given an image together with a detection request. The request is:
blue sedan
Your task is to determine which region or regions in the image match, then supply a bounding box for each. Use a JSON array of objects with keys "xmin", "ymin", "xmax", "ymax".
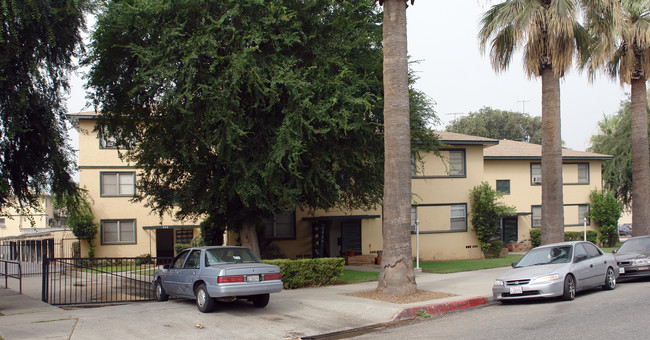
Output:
[{"xmin": 153, "ymin": 246, "xmax": 283, "ymax": 312}]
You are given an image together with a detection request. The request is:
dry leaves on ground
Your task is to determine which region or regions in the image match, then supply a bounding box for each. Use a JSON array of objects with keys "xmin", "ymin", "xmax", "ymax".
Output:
[{"xmin": 344, "ymin": 289, "xmax": 457, "ymax": 304}]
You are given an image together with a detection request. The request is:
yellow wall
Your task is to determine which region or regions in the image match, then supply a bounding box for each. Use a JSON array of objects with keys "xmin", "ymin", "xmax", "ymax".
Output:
[
  {"xmin": 0, "ymin": 196, "xmax": 59, "ymax": 238},
  {"xmin": 77, "ymin": 119, "xmax": 198, "ymax": 258},
  {"xmin": 483, "ymin": 159, "xmax": 603, "ymax": 243}
]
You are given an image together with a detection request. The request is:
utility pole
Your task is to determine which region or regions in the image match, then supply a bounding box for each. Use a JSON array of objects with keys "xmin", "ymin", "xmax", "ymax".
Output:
[{"xmin": 517, "ymin": 100, "xmax": 530, "ymax": 114}]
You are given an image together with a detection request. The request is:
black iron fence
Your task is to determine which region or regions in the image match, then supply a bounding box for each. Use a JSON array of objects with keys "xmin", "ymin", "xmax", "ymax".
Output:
[
  {"xmin": 0, "ymin": 236, "xmax": 78, "ymax": 276},
  {"xmin": 0, "ymin": 259, "xmax": 22, "ymax": 294},
  {"xmin": 42, "ymin": 256, "xmax": 173, "ymax": 305}
]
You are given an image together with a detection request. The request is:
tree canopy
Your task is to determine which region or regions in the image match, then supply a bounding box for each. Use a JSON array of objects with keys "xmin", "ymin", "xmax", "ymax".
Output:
[
  {"xmin": 0, "ymin": 0, "xmax": 92, "ymax": 214},
  {"xmin": 588, "ymin": 99, "xmax": 641, "ymax": 209},
  {"xmin": 446, "ymin": 107, "xmax": 543, "ymax": 144},
  {"xmin": 85, "ymin": 0, "xmax": 439, "ymax": 248}
]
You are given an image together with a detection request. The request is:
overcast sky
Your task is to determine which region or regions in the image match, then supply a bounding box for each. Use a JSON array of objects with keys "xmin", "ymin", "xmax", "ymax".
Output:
[
  {"xmin": 65, "ymin": 1, "xmax": 630, "ymax": 152},
  {"xmin": 406, "ymin": 0, "xmax": 629, "ymax": 151}
]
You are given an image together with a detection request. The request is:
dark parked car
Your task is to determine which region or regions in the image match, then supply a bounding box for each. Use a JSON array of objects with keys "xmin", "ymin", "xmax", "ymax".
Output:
[
  {"xmin": 153, "ymin": 246, "xmax": 283, "ymax": 312},
  {"xmin": 493, "ymin": 241, "xmax": 618, "ymax": 302},
  {"xmin": 618, "ymin": 224, "xmax": 632, "ymax": 237},
  {"xmin": 614, "ymin": 235, "xmax": 650, "ymax": 279}
]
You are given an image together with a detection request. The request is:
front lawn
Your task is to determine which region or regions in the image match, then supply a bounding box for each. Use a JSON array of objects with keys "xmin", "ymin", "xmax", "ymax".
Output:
[{"xmin": 335, "ymin": 254, "xmax": 524, "ymax": 284}]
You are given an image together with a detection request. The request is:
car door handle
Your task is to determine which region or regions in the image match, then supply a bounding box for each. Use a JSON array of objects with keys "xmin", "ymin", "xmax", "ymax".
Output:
[{"xmin": 590, "ymin": 264, "xmax": 593, "ymax": 268}]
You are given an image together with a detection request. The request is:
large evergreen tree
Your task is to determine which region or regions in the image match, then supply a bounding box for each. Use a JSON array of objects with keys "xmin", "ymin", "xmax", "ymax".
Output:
[
  {"xmin": 85, "ymin": 0, "xmax": 438, "ymax": 256},
  {"xmin": 446, "ymin": 107, "xmax": 543, "ymax": 144},
  {"xmin": 0, "ymin": 0, "xmax": 92, "ymax": 213}
]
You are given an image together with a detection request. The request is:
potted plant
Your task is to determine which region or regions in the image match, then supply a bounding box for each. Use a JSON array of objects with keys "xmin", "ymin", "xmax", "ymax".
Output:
[{"xmin": 375, "ymin": 250, "xmax": 382, "ymax": 265}]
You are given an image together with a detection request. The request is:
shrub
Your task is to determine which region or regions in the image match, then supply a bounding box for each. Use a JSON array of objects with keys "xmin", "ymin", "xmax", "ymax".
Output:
[
  {"xmin": 263, "ymin": 258, "xmax": 345, "ymax": 289},
  {"xmin": 530, "ymin": 229, "xmax": 541, "ymax": 248},
  {"xmin": 589, "ymin": 189, "xmax": 623, "ymax": 247},
  {"xmin": 173, "ymin": 237, "xmax": 205, "ymax": 255},
  {"xmin": 565, "ymin": 231, "xmax": 598, "ymax": 244},
  {"xmin": 469, "ymin": 182, "xmax": 515, "ymax": 258},
  {"xmin": 135, "ymin": 253, "xmax": 153, "ymax": 265}
]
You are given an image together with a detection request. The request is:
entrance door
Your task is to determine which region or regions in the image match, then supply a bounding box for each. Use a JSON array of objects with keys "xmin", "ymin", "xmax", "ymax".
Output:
[
  {"xmin": 156, "ymin": 229, "xmax": 174, "ymax": 257},
  {"xmin": 502, "ymin": 217, "xmax": 518, "ymax": 243},
  {"xmin": 312, "ymin": 221, "xmax": 330, "ymax": 258},
  {"xmin": 341, "ymin": 221, "xmax": 361, "ymax": 255}
]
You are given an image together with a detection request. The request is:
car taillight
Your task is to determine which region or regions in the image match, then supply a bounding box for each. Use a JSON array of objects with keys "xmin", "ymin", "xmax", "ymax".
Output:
[
  {"xmin": 218, "ymin": 275, "xmax": 245, "ymax": 283},
  {"xmin": 264, "ymin": 273, "xmax": 281, "ymax": 281}
]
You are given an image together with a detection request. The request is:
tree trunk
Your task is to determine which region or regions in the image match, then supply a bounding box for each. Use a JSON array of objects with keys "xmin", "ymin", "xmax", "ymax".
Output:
[
  {"xmin": 630, "ymin": 78, "xmax": 650, "ymax": 236},
  {"xmin": 377, "ymin": 0, "xmax": 417, "ymax": 296},
  {"xmin": 239, "ymin": 221, "xmax": 261, "ymax": 258},
  {"xmin": 540, "ymin": 67, "xmax": 565, "ymax": 244}
]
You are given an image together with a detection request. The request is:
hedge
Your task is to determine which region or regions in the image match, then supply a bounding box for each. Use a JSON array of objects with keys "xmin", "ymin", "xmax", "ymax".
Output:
[
  {"xmin": 530, "ymin": 229, "xmax": 599, "ymax": 248},
  {"xmin": 263, "ymin": 258, "xmax": 345, "ymax": 289}
]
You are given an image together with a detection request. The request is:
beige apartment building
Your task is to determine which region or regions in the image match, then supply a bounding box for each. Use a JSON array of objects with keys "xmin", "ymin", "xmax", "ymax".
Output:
[{"xmin": 71, "ymin": 112, "xmax": 611, "ymax": 261}]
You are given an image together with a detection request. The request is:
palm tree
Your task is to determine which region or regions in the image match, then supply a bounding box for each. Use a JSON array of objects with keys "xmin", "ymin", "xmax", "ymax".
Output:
[
  {"xmin": 377, "ymin": 0, "xmax": 417, "ymax": 296},
  {"xmin": 586, "ymin": 1, "xmax": 650, "ymax": 236},
  {"xmin": 479, "ymin": 0, "xmax": 592, "ymax": 244}
]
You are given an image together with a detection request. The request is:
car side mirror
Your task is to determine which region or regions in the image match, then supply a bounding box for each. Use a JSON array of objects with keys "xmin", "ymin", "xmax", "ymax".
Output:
[
  {"xmin": 575, "ymin": 254, "xmax": 587, "ymax": 263},
  {"xmin": 162, "ymin": 264, "xmax": 170, "ymax": 270},
  {"xmin": 511, "ymin": 262, "xmax": 517, "ymax": 268},
  {"xmin": 612, "ymin": 249, "xmax": 618, "ymax": 254}
]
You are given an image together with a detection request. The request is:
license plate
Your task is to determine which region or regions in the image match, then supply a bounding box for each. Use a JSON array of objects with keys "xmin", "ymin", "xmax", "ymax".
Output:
[
  {"xmin": 619, "ymin": 267, "xmax": 625, "ymax": 274},
  {"xmin": 509, "ymin": 286, "xmax": 523, "ymax": 294},
  {"xmin": 246, "ymin": 275, "xmax": 260, "ymax": 282}
]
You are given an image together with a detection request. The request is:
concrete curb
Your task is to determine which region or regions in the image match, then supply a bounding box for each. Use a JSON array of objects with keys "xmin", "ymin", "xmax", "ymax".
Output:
[{"xmin": 391, "ymin": 296, "xmax": 494, "ymax": 321}]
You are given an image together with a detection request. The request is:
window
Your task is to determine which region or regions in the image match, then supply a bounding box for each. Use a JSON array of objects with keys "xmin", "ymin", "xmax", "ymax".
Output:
[
  {"xmin": 496, "ymin": 180, "xmax": 510, "ymax": 194},
  {"xmin": 578, "ymin": 164, "xmax": 589, "ymax": 184},
  {"xmin": 101, "ymin": 172, "xmax": 135, "ymax": 196},
  {"xmin": 583, "ymin": 242, "xmax": 602, "ymax": 257},
  {"xmin": 450, "ymin": 205, "xmax": 467, "ymax": 231},
  {"xmin": 184, "ymin": 250, "xmax": 201, "ymax": 269},
  {"xmin": 101, "ymin": 219, "xmax": 136, "ymax": 244},
  {"xmin": 100, "ymin": 133, "xmax": 118, "ymax": 149},
  {"xmin": 411, "ymin": 206, "xmax": 418, "ymax": 232},
  {"xmin": 578, "ymin": 205, "xmax": 590, "ymax": 225},
  {"xmin": 532, "ymin": 206, "xmax": 541, "ymax": 228},
  {"xmin": 171, "ymin": 250, "xmax": 190, "ymax": 269},
  {"xmin": 448, "ymin": 150, "xmax": 465, "ymax": 176},
  {"xmin": 0, "ymin": 218, "xmax": 4, "ymax": 228},
  {"xmin": 531, "ymin": 163, "xmax": 542, "ymax": 185},
  {"xmin": 263, "ymin": 212, "xmax": 295, "ymax": 239}
]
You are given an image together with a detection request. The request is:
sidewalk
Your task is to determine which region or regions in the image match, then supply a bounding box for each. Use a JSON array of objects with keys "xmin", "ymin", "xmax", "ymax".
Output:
[{"xmin": 0, "ymin": 267, "xmax": 506, "ymax": 339}]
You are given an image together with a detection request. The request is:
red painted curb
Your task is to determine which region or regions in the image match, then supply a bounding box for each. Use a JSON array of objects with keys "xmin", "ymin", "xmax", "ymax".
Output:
[{"xmin": 392, "ymin": 296, "xmax": 490, "ymax": 321}]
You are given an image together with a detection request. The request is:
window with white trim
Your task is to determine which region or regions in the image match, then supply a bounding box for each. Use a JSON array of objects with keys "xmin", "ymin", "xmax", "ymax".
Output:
[
  {"xmin": 578, "ymin": 164, "xmax": 589, "ymax": 184},
  {"xmin": 450, "ymin": 205, "xmax": 467, "ymax": 231},
  {"xmin": 263, "ymin": 212, "xmax": 295, "ymax": 239},
  {"xmin": 101, "ymin": 172, "xmax": 135, "ymax": 196},
  {"xmin": 578, "ymin": 205, "xmax": 590, "ymax": 225},
  {"xmin": 531, "ymin": 163, "xmax": 542, "ymax": 185},
  {"xmin": 101, "ymin": 219, "xmax": 136, "ymax": 244},
  {"xmin": 448, "ymin": 150, "xmax": 465, "ymax": 176},
  {"xmin": 532, "ymin": 206, "xmax": 541, "ymax": 228},
  {"xmin": 411, "ymin": 206, "xmax": 418, "ymax": 232}
]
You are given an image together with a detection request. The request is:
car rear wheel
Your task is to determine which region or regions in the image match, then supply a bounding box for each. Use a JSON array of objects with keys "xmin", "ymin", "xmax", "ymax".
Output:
[
  {"xmin": 196, "ymin": 283, "xmax": 215, "ymax": 313},
  {"xmin": 155, "ymin": 280, "xmax": 168, "ymax": 302},
  {"xmin": 603, "ymin": 267, "xmax": 616, "ymax": 290},
  {"xmin": 252, "ymin": 293, "xmax": 270, "ymax": 308},
  {"xmin": 562, "ymin": 274, "xmax": 576, "ymax": 301}
]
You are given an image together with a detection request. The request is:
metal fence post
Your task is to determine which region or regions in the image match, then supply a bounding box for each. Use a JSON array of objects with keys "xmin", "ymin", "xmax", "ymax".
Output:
[{"xmin": 42, "ymin": 257, "xmax": 49, "ymax": 303}]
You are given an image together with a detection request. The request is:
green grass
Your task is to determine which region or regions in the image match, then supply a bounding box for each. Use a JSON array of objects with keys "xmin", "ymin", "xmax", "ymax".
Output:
[
  {"xmin": 335, "ymin": 269, "xmax": 379, "ymax": 284},
  {"xmin": 335, "ymin": 254, "xmax": 524, "ymax": 284},
  {"xmin": 419, "ymin": 254, "xmax": 523, "ymax": 273}
]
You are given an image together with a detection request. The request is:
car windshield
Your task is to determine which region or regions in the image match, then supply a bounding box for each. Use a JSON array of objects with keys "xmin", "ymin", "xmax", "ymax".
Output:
[
  {"xmin": 205, "ymin": 248, "xmax": 261, "ymax": 266},
  {"xmin": 618, "ymin": 238, "xmax": 650, "ymax": 253},
  {"xmin": 515, "ymin": 246, "xmax": 573, "ymax": 267}
]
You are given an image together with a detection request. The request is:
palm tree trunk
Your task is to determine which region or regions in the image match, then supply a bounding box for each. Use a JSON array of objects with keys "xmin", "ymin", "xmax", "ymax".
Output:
[
  {"xmin": 377, "ymin": 0, "xmax": 417, "ymax": 296},
  {"xmin": 630, "ymin": 78, "xmax": 650, "ymax": 236},
  {"xmin": 540, "ymin": 67, "xmax": 565, "ymax": 244}
]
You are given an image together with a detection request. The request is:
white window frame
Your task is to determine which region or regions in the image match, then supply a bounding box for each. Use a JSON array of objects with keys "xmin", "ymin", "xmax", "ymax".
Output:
[
  {"xmin": 531, "ymin": 163, "xmax": 542, "ymax": 185},
  {"xmin": 450, "ymin": 204, "xmax": 467, "ymax": 231},
  {"xmin": 101, "ymin": 219, "xmax": 136, "ymax": 245},
  {"xmin": 448, "ymin": 150, "xmax": 465, "ymax": 177},
  {"xmin": 532, "ymin": 206, "xmax": 542, "ymax": 228},
  {"xmin": 577, "ymin": 163, "xmax": 589, "ymax": 184},
  {"xmin": 264, "ymin": 212, "xmax": 295, "ymax": 240},
  {"xmin": 100, "ymin": 172, "xmax": 135, "ymax": 197}
]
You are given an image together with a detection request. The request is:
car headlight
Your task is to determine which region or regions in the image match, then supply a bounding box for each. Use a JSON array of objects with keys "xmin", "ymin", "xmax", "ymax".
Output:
[
  {"xmin": 531, "ymin": 273, "xmax": 560, "ymax": 284},
  {"xmin": 493, "ymin": 280, "xmax": 504, "ymax": 287},
  {"xmin": 632, "ymin": 259, "xmax": 650, "ymax": 266}
]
